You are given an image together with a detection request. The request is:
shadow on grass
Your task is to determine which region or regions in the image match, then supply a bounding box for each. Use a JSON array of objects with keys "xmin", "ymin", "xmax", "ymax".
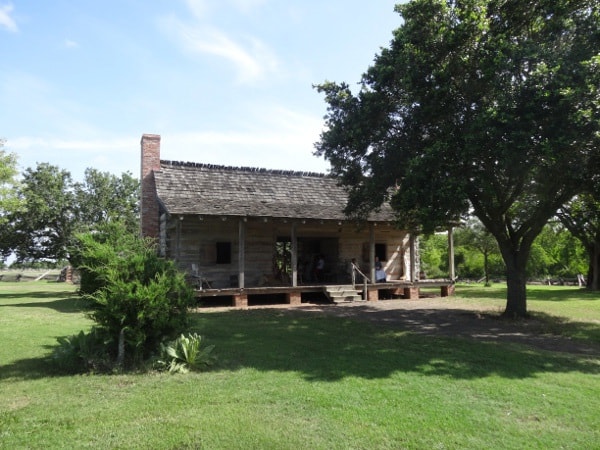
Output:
[
  {"xmin": 0, "ymin": 293, "xmax": 88, "ymax": 314},
  {"xmin": 0, "ymin": 289, "xmax": 77, "ymax": 300},
  {"xmin": 531, "ymin": 311, "xmax": 600, "ymax": 343},
  {"xmin": 186, "ymin": 308, "xmax": 600, "ymax": 382},
  {"xmin": 0, "ymin": 297, "xmax": 88, "ymax": 314},
  {"xmin": 0, "ymin": 354, "xmax": 59, "ymax": 381},
  {"xmin": 3, "ymin": 304, "xmax": 599, "ymax": 383}
]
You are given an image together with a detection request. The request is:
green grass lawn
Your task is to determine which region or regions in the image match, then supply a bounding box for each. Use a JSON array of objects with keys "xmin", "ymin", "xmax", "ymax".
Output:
[{"xmin": 1, "ymin": 282, "xmax": 599, "ymax": 449}]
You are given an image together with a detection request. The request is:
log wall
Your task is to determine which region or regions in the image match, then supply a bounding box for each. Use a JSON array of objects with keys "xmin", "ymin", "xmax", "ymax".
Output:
[{"xmin": 163, "ymin": 216, "xmax": 410, "ymax": 288}]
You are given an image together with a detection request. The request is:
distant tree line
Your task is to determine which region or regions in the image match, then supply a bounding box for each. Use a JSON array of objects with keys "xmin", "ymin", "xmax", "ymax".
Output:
[
  {"xmin": 0, "ymin": 139, "xmax": 139, "ymax": 266},
  {"xmin": 420, "ymin": 218, "xmax": 589, "ymax": 285}
]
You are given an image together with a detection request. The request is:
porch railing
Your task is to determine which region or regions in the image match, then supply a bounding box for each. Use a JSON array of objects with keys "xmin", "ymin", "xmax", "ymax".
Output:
[{"xmin": 351, "ymin": 263, "xmax": 371, "ymax": 300}]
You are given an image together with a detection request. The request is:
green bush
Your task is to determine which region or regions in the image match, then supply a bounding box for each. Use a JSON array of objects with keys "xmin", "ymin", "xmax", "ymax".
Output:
[
  {"xmin": 69, "ymin": 224, "xmax": 195, "ymax": 370},
  {"xmin": 69, "ymin": 222, "xmax": 139, "ymax": 296},
  {"xmin": 156, "ymin": 333, "xmax": 216, "ymax": 374}
]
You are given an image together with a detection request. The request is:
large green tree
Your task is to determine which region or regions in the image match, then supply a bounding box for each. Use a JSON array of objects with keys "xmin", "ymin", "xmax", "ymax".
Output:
[
  {"xmin": 11, "ymin": 163, "xmax": 76, "ymax": 262},
  {"xmin": 528, "ymin": 220, "xmax": 586, "ymax": 280},
  {"xmin": 0, "ymin": 140, "xmax": 22, "ymax": 261},
  {"xmin": 455, "ymin": 218, "xmax": 501, "ymax": 286},
  {"xmin": 74, "ymin": 168, "xmax": 139, "ymax": 235},
  {"xmin": 316, "ymin": 0, "xmax": 600, "ymax": 317},
  {"xmin": 7, "ymin": 163, "xmax": 140, "ymax": 263}
]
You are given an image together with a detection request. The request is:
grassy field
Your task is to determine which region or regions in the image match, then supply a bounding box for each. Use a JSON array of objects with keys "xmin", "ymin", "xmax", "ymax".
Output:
[{"xmin": 1, "ymin": 282, "xmax": 599, "ymax": 449}]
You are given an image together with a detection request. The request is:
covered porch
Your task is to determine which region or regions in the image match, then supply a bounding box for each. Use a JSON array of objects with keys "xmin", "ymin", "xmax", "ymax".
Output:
[{"xmin": 192, "ymin": 279, "xmax": 455, "ymax": 308}]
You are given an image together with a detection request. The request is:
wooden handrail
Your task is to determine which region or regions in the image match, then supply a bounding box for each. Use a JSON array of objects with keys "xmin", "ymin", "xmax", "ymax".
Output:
[
  {"xmin": 351, "ymin": 263, "xmax": 371, "ymax": 300},
  {"xmin": 351, "ymin": 263, "xmax": 371, "ymax": 284}
]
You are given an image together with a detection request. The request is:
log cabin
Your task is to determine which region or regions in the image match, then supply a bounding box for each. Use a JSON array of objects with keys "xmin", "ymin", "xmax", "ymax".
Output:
[{"xmin": 140, "ymin": 134, "xmax": 451, "ymax": 307}]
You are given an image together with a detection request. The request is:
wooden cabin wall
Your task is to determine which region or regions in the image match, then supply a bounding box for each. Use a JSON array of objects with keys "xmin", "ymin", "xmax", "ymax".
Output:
[
  {"xmin": 164, "ymin": 217, "xmax": 276, "ymax": 288},
  {"xmin": 165, "ymin": 216, "xmax": 410, "ymax": 287},
  {"xmin": 245, "ymin": 221, "xmax": 278, "ymax": 287},
  {"xmin": 333, "ymin": 225, "xmax": 409, "ymax": 282}
]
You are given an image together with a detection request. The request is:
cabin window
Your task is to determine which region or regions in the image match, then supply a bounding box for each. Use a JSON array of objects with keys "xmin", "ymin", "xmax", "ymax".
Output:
[
  {"xmin": 362, "ymin": 242, "xmax": 388, "ymax": 262},
  {"xmin": 375, "ymin": 243, "xmax": 387, "ymax": 261},
  {"xmin": 216, "ymin": 242, "xmax": 232, "ymax": 264}
]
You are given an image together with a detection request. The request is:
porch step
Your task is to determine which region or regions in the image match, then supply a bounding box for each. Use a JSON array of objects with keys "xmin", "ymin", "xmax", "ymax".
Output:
[{"xmin": 323, "ymin": 285, "xmax": 364, "ymax": 303}]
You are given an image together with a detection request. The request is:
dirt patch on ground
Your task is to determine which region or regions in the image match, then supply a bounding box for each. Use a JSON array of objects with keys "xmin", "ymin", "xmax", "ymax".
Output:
[{"xmin": 275, "ymin": 298, "xmax": 600, "ymax": 357}]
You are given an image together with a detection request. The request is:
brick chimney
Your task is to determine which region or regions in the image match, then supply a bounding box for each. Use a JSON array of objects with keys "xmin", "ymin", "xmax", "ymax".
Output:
[{"xmin": 140, "ymin": 134, "xmax": 161, "ymax": 239}]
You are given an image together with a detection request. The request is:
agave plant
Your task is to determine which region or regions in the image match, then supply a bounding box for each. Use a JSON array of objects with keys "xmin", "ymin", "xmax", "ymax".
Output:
[{"xmin": 159, "ymin": 333, "xmax": 215, "ymax": 374}]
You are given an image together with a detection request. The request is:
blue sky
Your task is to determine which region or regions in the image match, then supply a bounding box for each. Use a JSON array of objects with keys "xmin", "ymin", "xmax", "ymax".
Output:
[{"xmin": 1, "ymin": 1, "xmax": 403, "ymax": 180}]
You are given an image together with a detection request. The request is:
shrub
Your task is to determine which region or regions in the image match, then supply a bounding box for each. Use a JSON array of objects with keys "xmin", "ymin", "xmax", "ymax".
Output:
[
  {"xmin": 69, "ymin": 222, "xmax": 140, "ymax": 296},
  {"xmin": 156, "ymin": 333, "xmax": 216, "ymax": 374},
  {"xmin": 69, "ymin": 224, "xmax": 195, "ymax": 369}
]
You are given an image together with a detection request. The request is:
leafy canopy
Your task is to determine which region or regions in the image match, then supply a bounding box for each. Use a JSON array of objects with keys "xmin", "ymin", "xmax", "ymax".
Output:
[
  {"xmin": 4, "ymin": 162, "xmax": 139, "ymax": 264},
  {"xmin": 315, "ymin": 0, "xmax": 600, "ymax": 316},
  {"xmin": 0, "ymin": 140, "xmax": 22, "ymax": 259}
]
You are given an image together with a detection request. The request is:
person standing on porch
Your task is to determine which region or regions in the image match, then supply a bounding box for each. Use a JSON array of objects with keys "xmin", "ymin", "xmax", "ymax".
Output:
[
  {"xmin": 315, "ymin": 254, "xmax": 325, "ymax": 282},
  {"xmin": 375, "ymin": 256, "xmax": 386, "ymax": 283}
]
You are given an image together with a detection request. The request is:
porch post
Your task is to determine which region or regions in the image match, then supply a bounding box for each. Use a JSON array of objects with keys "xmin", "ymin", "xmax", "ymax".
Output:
[
  {"xmin": 448, "ymin": 226, "xmax": 455, "ymax": 281},
  {"xmin": 175, "ymin": 218, "xmax": 182, "ymax": 262},
  {"xmin": 409, "ymin": 233, "xmax": 417, "ymax": 282},
  {"xmin": 291, "ymin": 222, "xmax": 298, "ymax": 287},
  {"xmin": 238, "ymin": 219, "xmax": 246, "ymax": 288},
  {"xmin": 369, "ymin": 223, "xmax": 376, "ymax": 283}
]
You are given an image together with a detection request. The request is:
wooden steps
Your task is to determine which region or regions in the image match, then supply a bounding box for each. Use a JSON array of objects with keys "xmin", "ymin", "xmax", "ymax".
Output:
[{"xmin": 323, "ymin": 285, "xmax": 364, "ymax": 303}]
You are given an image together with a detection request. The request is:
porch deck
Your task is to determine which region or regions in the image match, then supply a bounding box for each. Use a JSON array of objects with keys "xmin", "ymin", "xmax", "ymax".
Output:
[{"xmin": 193, "ymin": 279, "xmax": 454, "ymax": 308}]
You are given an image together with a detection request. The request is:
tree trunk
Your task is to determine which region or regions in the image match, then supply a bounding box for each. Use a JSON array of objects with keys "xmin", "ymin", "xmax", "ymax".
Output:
[
  {"xmin": 499, "ymin": 245, "xmax": 530, "ymax": 318},
  {"xmin": 116, "ymin": 328, "xmax": 125, "ymax": 368},
  {"xmin": 483, "ymin": 250, "xmax": 490, "ymax": 286},
  {"xmin": 504, "ymin": 265, "xmax": 528, "ymax": 317},
  {"xmin": 590, "ymin": 241, "xmax": 600, "ymax": 291}
]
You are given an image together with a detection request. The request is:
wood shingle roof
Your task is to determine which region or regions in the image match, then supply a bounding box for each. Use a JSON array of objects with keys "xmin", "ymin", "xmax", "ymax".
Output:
[{"xmin": 153, "ymin": 160, "xmax": 395, "ymax": 222}]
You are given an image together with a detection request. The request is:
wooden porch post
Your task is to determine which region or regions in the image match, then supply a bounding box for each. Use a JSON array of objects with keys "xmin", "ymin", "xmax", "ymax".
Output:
[
  {"xmin": 175, "ymin": 217, "xmax": 182, "ymax": 262},
  {"xmin": 448, "ymin": 226, "xmax": 455, "ymax": 281},
  {"xmin": 238, "ymin": 219, "xmax": 246, "ymax": 289},
  {"xmin": 369, "ymin": 223, "xmax": 376, "ymax": 284},
  {"xmin": 409, "ymin": 233, "xmax": 417, "ymax": 282},
  {"xmin": 406, "ymin": 233, "xmax": 419, "ymax": 299},
  {"xmin": 291, "ymin": 222, "xmax": 298, "ymax": 287}
]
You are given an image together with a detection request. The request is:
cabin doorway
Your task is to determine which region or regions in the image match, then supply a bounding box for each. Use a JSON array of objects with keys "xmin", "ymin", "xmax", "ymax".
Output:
[
  {"xmin": 273, "ymin": 237, "xmax": 292, "ymax": 284},
  {"xmin": 297, "ymin": 237, "xmax": 339, "ymax": 283},
  {"xmin": 274, "ymin": 237, "xmax": 340, "ymax": 284}
]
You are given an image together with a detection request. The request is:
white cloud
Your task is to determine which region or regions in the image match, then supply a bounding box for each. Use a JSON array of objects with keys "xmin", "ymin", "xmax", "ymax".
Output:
[
  {"xmin": 184, "ymin": 0, "xmax": 267, "ymax": 17},
  {"xmin": 191, "ymin": 26, "xmax": 261, "ymax": 80},
  {"xmin": 161, "ymin": 105, "xmax": 328, "ymax": 172},
  {"xmin": 8, "ymin": 114, "xmax": 328, "ymax": 179},
  {"xmin": 8, "ymin": 136, "xmax": 140, "ymax": 179},
  {"xmin": 64, "ymin": 39, "xmax": 79, "ymax": 48},
  {"xmin": 230, "ymin": 0, "xmax": 268, "ymax": 14},
  {"xmin": 0, "ymin": 3, "xmax": 18, "ymax": 32},
  {"xmin": 10, "ymin": 136, "xmax": 135, "ymax": 152},
  {"xmin": 160, "ymin": 1, "xmax": 279, "ymax": 84},
  {"xmin": 164, "ymin": 131, "xmax": 328, "ymax": 173},
  {"xmin": 184, "ymin": 0, "xmax": 209, "ymax": 20}
]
